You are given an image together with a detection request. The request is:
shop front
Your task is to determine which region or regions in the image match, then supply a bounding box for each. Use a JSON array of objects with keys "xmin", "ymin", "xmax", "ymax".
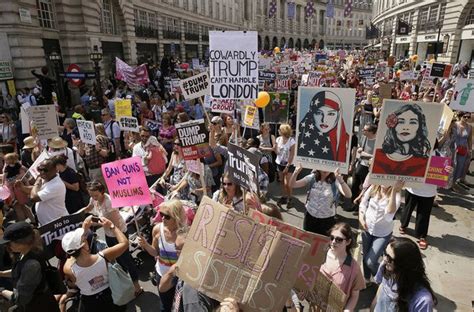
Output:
[
  {"xmin": 416, "ymin": 34, "xmax": 439, "ymax": 59},
  {"xmin": 394, "ymin": 36, "xmax": 410, "ymax": 59},
  {"xmin": 458, "ymin": 26, "xmax": 474, "ymax": 67},
  {"xmin": 102, "ymin": 41, "xmax": 124, "ymax": 78},
  {"xmin": 185, "ymin": 44, "xmax": 198, "ymax": 62},
  {"xmin": 136, "ymin": 43, "xmax": 158, "ymax": 64}
]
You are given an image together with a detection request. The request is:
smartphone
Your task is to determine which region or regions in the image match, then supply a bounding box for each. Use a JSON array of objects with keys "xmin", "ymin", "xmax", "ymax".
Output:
[{"xmin": 91, "ymin": 216, "xmax": 101, "ymax": 223}]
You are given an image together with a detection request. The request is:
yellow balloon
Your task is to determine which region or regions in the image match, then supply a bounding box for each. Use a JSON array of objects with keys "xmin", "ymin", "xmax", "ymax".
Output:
[
  {"xmin": 255, "ymin": 91, "xmax": 271, "ymax": 108},
  {"xmin": 411, "ymin": 55, "xmax": 419, "ymax": 62},
  {"xmin": 274, "ymin": 47, "xmax": 281, "ymax": 54}
]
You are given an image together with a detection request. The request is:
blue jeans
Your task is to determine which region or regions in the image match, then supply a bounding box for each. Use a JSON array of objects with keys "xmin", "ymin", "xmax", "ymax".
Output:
[{"xmin": 361, "ymin": 231, "xmax": 391, "ymax": 279}]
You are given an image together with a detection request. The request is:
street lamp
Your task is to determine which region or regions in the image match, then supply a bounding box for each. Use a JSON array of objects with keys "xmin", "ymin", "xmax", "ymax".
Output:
[
  {"xmin": 90, "ymin": 46, "xmax": 103, "ymax": 106},
  {"xmin": 48, "ymin": 51, "xmax": 65, "ymax": 108},
  {"xmin": 434, "ymin": 20, "xmax": 443, "ymax": 61}
]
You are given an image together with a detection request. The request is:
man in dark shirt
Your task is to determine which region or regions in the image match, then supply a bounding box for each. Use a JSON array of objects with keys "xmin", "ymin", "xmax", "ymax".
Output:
[{"xmin": 31, "ymin": 66, "xmax": 55, "ymax": 105}]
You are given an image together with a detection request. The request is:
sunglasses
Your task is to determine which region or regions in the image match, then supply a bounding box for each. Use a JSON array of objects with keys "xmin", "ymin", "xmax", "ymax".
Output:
[
  {"xmin": 160, "ymin": 212, "xmax": 171, "ymax": 220},
  {"xmin": 329, "ymin": 235, "xmax": 346, "ymax": 244},
  {"xmin": 384, "ymin": 251, "xmax": 395, "ymax": 263},
  {"xmin": 462, "ymin": 115, "xmax": 471, "ymax": 119},
  {"xmin": 222, "ymin": 182, "xmax": 233, "ymax": 187}
]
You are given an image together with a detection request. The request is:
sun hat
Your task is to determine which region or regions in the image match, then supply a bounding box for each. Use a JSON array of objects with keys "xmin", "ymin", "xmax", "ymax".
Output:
[
  {"xmin": 47, "ymin": 137, "xmax": 67, "ymax": 149},
  {"xmin": 22, "ymin": 136, "xmax": 36, "ymax": 149}
]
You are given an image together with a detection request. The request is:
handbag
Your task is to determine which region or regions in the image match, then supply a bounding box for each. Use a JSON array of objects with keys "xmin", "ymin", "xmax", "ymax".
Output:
[
  {"xmin": 456, "ymin": 145, "xmax": 468, "ymax": 156},
  {"xmin": 44, "ymin": 260, "xmax": 67, "ymax": 294},
  {"xmin": 99, "ymin": 252, "xmax": 135, "ymax": 306}
]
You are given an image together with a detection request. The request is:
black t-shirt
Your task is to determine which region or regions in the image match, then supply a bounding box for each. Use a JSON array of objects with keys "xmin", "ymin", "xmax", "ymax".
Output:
[{"xmin": 59, "ymin": 167, "xmax": 84, "ymax": 214}]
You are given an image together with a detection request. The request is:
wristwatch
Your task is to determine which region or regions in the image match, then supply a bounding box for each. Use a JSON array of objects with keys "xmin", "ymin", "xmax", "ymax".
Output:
[{"xmin": 110, "ymin": 224, "xmax": 115, "ymax": 229}]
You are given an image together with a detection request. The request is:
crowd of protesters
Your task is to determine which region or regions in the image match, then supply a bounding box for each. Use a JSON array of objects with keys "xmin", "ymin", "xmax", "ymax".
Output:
[{"xmin": 0, "ymin": 46, "xmax": 471, "ymax": 312}]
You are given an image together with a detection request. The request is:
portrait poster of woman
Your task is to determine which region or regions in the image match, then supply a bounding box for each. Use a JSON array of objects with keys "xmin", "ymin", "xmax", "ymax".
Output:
[
  {"xmin": 295, "ymin": 87, "xmax": 355, "ymax": 174},
  {"xmin": 369, "ymin": 100, "xmax": 444, "ymax": 185},
  {"xmin": 264, "ymin": 92, "xmax": 290, "ymax": 124}
]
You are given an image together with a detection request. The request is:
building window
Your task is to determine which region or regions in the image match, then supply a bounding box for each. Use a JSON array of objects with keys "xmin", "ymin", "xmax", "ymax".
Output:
[
  {"xmin": 101, "ymin": 0, "xmax": 119, "ymax": 35},
  {"xmin": 465, "ymin": 7, "xmax": 474, "ymax": 25},
  {"xmin": 209, "ymin": 1, "xmax": 213, "ymax": 17},
  {"xmin": 216, "ymin": 3, "xmax": 220, "ymax": 20},
  {"xmin": 192, "ymin": 0, "xmax": 198, "ymax": 13},
  {"xmin": 36, "ymin": 0, "xmax": 56, "ymax": 29}
]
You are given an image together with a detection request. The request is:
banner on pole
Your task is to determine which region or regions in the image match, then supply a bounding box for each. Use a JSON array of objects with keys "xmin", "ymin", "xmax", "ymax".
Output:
[{"xmin": 176, "ymin": 119, "xmax": 211, "ymax": 160}]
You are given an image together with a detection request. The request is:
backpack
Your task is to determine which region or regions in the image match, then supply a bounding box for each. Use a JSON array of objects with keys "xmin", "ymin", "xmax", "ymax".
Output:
[{"xmin": 306, "ymin": 173, "xmax": 340, "ymax": 208}]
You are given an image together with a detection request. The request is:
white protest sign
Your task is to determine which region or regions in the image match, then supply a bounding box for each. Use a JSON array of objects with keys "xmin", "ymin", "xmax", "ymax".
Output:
[
  {"xmin": 27, "ymin": 150, "xmax": 48, "ymax": 179},
  {"xmin": 179, "ymin": 72, "xmax": 210, "ymax": 100},
  {"xmin": 20, "ymin": 104, "xmax": 30, "ymax": 134},
  {"xmin": 209, "ymin": 31, "xmax": 258, "ymax": 99},
  {"xmin": 76, "ymin": 120, "xmax": 96, "ymax": 145},
  {"xmin": 399, "ymin": 70, "xmax": 416, "ymax": 81},
  {"xmin": 192, "ymin": 58, "xmax": 200, "ymax": 69},
  {"xmin": 28, "ymin": 105, "xmax": 58, "ymax": 140},
  {"xmin": 119, "ymin": 116, "xmax": 139, "ymax": 133},
  {"xmin": 210, "ymin": 98, "xmax": 236, "ymax": 114},
  {"xmin": 451, "ymin": 78, "xmax": 474, "ymax": 112}
]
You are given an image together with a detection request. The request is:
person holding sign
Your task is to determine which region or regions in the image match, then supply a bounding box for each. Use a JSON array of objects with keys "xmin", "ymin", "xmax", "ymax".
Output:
[
  {"xmin": 290, "ymin": 164, "xmax": 351, "ymax": 235},
  {"xmin": 212, "ymin": 172, "xmax": 244, "ymax": 213},
  {"xmin": 319, "ymin": 223, "xmax": 365, "ymax": 311}
]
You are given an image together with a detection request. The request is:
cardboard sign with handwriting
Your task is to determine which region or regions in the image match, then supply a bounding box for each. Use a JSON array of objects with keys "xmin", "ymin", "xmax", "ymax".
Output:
[
  {"xmin": 176, "ymin": 197, "xmax": 310, "ymax": 312},
  {"xmin": 249, "ymin": 209, "xmax": 330, "ymax": 291},
  {"xmin": 304, "ymin": 272, "xmax": 347, "ymax": 312}
]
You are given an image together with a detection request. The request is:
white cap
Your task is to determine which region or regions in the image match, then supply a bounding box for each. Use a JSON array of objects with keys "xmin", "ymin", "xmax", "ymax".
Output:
[{"xmin": 61, "ymin": 228, "xmax": 85, "ymax": 254}]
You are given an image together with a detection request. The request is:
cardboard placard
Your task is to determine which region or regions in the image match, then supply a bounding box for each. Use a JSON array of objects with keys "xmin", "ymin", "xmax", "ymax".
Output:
[
  {"xmin": 101, "ymin": 157, "xmax": 152, "ymax": 208},
  {"xmin": 28, "ymin": 105, "xmax": 58, "ymax": 140},
  {"xmin": 27, "ymin": 150, "xmax": 48, "ymax": 179},
  {"xmin": 304, "ymin": 272, "xmax": 347, "ymax": 311},
  {"xmin": 295, "ymin": 87, "xmax": 355, "ymax": 174},
  {"xmin": 425, "ymin": 156, "xmax": 451, "ymax": 188},
  {"xmin": 274, "ymin": 75, "xmax": 291, "ymax": 90},
  {"xmin": 264, "ymin": 92, "xmax": 289, "ymax": 124},
  {"xmin": 209, "ymin": 31, "xmax": 258, "ymax": 99},
  {"xmin": 259, "ymin": 71, "xmax": 276, "ymax": 82},
  {"xmin": 76, "ymin": 119, "xmax": 97, "ymax": 145},
  {"xmin": 243, "ymin": 105, "xmax": 257, "ymax": 127},
  {"xmin": 430, "ymin": 63, "xmax": 452, "ymax": 78},
  {"xmin": 119, "ymin": 116, "xmax": 139, "ymax": 133},
  {"xmin": 227, "ymin": 144, "xmax": 260, "ymax": 194},
  {"xmin": 185, "ymin": 159, "xmax": 204, "ymax": 175},
  {"xmin": 144, "ymin": 118, "xmax": 160, "ymax": 132},
  {"xmin": 210, "ymin": 98, "xmax": 236, "ymax": 114},
  {"xmin": 241, "ymin": 105, "xmax": 260, "ymax": 130},
  {"xmin": 179, "ymin": 72, "xmax": 210, "ymax": 100},
  {"xmin": 451, "ymin": 78, "xmax": 474, "ymax": 112},
  {"xmin": 249, "ymin": 210, "xmax": 330, "ymax": 291},
  {"xmin": 437, "ymin": 104, "xmax": 454, "ymax": 139},
  {"xmin": 39, "ymin": 212, "xmax": 85, "ymax": 246},
  {"xmin": 20, "ymin": 104, "xmax": 30, "ymax": 134},
  {"xmin": 175, "ymin": 197, "xmax": 310, "ymax": 312},
  {"xmin": 369, "ymin": 100, "xmax": 444, "ymax": 185},
  {"xmin": 176, "ymin": 119, "xmax": 211, "ymax": 160},
  {"xmin": 379, "ymin": 83, "xmax": 393, "ymax": 100},
  {"xmin": 114, "ymin": 99, "xmax": 132, "ymax": 120}
]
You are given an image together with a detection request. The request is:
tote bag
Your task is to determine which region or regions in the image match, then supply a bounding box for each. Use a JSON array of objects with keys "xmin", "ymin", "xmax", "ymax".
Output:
[{"xmin": 99, "ymin": 252, "xmax": 135, "ymax": 306}]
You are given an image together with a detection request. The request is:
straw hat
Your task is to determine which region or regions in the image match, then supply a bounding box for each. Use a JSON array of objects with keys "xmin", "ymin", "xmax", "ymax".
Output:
[
  {"xmin": 22, "ymin": 136, "xmax": 36, "ymax": 149},
  {"xmin": 47, "ymin": 137, "xmax": 67, "ymax": 149}
]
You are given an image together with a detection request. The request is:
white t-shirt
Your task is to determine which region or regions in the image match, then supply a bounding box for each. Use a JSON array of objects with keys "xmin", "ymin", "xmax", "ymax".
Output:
[
  {"xmin": 35, "ymin": 175, "xmax": 68, "ymax": 225},
  {"xmin": 275, "ymin": 136, "xmax": 296, "ymax": 165},
  {"xmin": 132, "ymin": 142, "xmax": 149, "ymax": 174},
  {"xmin": 360, "ymin": 186, "xmax": 401, "ymax": 237},
  {"xmin": 89, "ymin": 194, "xmax": 127, "ymax": 237}
]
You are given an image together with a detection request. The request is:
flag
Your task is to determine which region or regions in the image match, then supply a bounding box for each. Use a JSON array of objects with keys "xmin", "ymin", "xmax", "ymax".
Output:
[
  {"xmin": 344, "ymin": 0, "xmax": 353, "ymax": 18},
  {"xmin": 305, "ymin": 1, "xmax": 315, "ymax": 18},
  {"xmin": 268, "ymin": 0, "xmax": 277, "ymax": 18},
  {"xmin": 372, "ymin": 24, "xmax": 380, "ymax": 38},
  {"xmin": 326, "ymin": 0, "xmax": 335, "ymax": 18},
  {"xmin": 288, "ymin": 1, "xmax": 296, "ymax": 19},
  {"xmin": 115, "ymin": 57, "xmax": 150, "ymax": 88},
  {"xmin": 365, "ymin": 26, "xmax": 372, "ymax": 39},
  {"xmin": 397, "ymin": 19, "xmax": 410, "ymax": 35}
]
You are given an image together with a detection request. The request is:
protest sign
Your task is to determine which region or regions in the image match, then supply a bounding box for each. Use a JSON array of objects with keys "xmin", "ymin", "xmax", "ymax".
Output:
[
  {"xmin": 264, "ymin": 92, "xmax": 289, "ymax": 124},
  {"xmin": 20, "ymin": 104, "xmax": 30, "ymax": 134},
  {"xmin": 304, "ymin": 272, "xmax": 347, "ymax": 311},
  {"xmin": 243, "ymin": 105, "xmax": 257, "ymax": 127},
  {"xmin": 210, "ymin": 98, "xmax": 236, "ymax": 114},
  {"xmin": 144, "ymin": 118, "xmax": 160, "ymax": 132},
  {"xmin": 399, "ymin": 70, "xmax": 416, "ymax": 81},
  {"xmin": 358, "ymin": 68, "xmax": 375, "ymax": 79},
  {"xmin": 119, "ymin": 116, "xmax": 139, "ymax": 133},
  {"xmin": 179, "ymin": 72, "xmax": 210, "ymax": 100},
  {"xmin": 369, "ymin": 100, "xmax": 444, "ymax": 185},
  {"xmin": 437, "ymin": 104, "xmax": 454, "ymax": 139},
  {"xmin": 175, "ymin": 197, "xmax": 310, "ymax": 312},
  {"xmin": 450, "ymin": 78, "xmax": 474, "ymax": 112},
  {"xmin": 296, "ymin": 87, "xmax": 355, "ymax": 174},
  {"xmin": 307, "ymin": 72, "xmax": 322, "ymax": 87},
  {"xmin": 192, "ymin": 58, "xmax": 200, "ymax": 69},
  {"xmin": 176, "ymin": 119, "xmax": 211, "ymax": 160},
  {"xmin": 258, "ymin": 56, "xmax": 272, "ymax": 70},
  {"xmin": 28, "ymin": 105, "xmax": 57, "ymax": 140},
  {"xmin": 26, "ymin": 150, "xmax": 48, "ymax": 179},
  {"xmin": 209, "ymin": 31, "xmax": 258, "ymax": 99},
  {"xmin": 227, "ymin": 144, "xmax": 260, "ymax": 194},
  {"xmin": 101, "ymin": 156, "xmax": 152, "ymax": 208},
  {"xmin": 115, "ymin": 99, "xmax": 132, "ymax": 120},
  {"xmin": 274, "ymin": 75, "xmax": 291, "ymax": 90},
  {"xmin": 379, "ymin": 83, "xmax": 392, "ymax": 100},
  {"xmin": 39, "ymin": 212, "xmax": 85, "ymax": 247},
  {"xmin": 259, "ymin": 70, "xmax": 276, "ymax": 82},
  {"xmin": 250, "ymin": 209, "xmax": 330, "ymax": 291},
  {"xmin": 430, "ymin": 63, "xmax": 452, "ymax": 78},
  {"xmin": 425, "ymin": 156, "xmax": 451, "ymax": 188},
  {"xmin": 185, "ymin": 159, "xmax": 204, "ymax": 175},
  {"xmin": 76, "ymin": 120, "xmax": 96, "ymax": 145}
]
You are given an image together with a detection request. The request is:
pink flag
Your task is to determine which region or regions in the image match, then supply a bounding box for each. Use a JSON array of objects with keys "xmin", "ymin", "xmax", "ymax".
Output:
[{"xmin": 115, "ymin": 57, "xmax": 150, "ymax": 88}]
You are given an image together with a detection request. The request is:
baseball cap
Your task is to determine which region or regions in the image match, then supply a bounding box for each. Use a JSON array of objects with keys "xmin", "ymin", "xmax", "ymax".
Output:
[
  {"xmin": 0, "ymin": 222, "xmax": 34, "ymax": 244},
  {"xmin": 61, "ymin": 228, "xmax": 85, "ymax": 254}
]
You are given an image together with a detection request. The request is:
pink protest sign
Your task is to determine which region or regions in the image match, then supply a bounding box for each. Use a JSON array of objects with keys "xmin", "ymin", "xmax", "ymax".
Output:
[
  {"xmin": 101, "ymin": 157, "xmax": 152, "ymax": 208},
  {"xmin": 425, "ymin": 156, "xmax": 451, "ymax": 188}
]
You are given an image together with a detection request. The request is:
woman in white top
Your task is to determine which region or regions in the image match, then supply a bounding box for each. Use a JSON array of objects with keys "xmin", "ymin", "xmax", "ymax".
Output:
[
  {"xmin": 0, "ymin": 113, "xmax": 16, "ymax": 148},
  {"xmin": 275, "ymin": 123, "xmax": 296, "ymax": 206},
  {"xmin": 138, "ymin": 199, "xmax": 186, "ymax": 312},
  {"xmin": 359, "ymin": 181, "xmax": 403, "ymax": 282},
  {"xmin": 84, "ymin": 181, "xmax": 143, "ymax": 296},
  {"xmin": 63, "ymin": 216, "xmax": 128, "ymax": 311},
  {"xmin": 291, "ymin": 164, "xmax": 351, "ymax": 235}
]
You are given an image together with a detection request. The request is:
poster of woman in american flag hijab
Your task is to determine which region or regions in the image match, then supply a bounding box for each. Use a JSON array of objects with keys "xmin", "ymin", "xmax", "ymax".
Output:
[{"xmin": 295, "ymin": 87, "xmax": 355, "ymax": 174}]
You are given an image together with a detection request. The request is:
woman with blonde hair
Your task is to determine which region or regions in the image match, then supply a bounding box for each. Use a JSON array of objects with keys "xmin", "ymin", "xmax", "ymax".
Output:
[
  {"xmin": 138, "ymin": 199, "xmax": 186, "ymax": 312},
  {"xmin": 275, "ymin": 123, "xmax": 296, "ymax": 206}
]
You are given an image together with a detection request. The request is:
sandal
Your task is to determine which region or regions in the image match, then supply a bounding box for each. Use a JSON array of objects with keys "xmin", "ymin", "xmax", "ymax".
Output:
[
  {"xmin": 135, "ymin": 288, "xmax": 144, "ymax": 297},
  {"xmin": 399, "ymin": 227, "xmax": 406, "ymax": 235},
  {"xmin": 418, "ymin": 239, "xmax": 428, "ymax": 250}
]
